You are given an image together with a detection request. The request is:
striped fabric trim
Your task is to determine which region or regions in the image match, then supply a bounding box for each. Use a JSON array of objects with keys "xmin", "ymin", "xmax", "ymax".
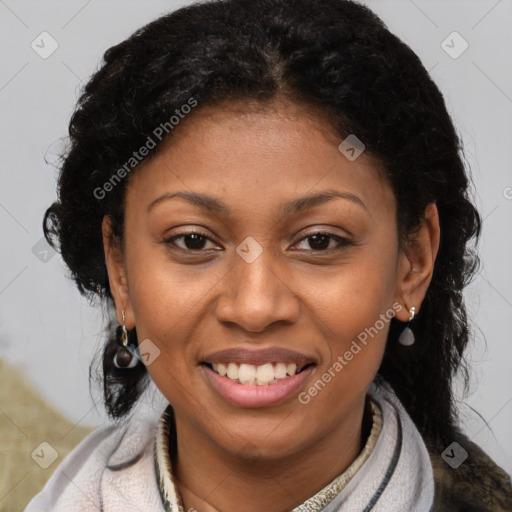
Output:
[
  {"xmin": 154, "ymin": 407, "xmax": 185, "ymax": 512},
  {"xmin": 154, "ymin": 398, "xmax": 382, "ymax": 512},
  {"xmin": 292, "ymin": 399, "xmax": 383, "ymax": 512},
  {"xmin": 361, "ymin": 400, "xmax": 402, "ymax": 511}
]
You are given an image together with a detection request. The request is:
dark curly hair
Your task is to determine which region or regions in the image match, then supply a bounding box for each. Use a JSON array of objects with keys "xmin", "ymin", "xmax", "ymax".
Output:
[{"xmin": 44, "ymin": 0, "xmax": 481, "ymax": 445}]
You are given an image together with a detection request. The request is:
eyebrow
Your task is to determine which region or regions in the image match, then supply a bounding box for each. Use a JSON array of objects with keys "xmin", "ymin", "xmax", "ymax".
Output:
[{"xmin": 146, "ymin": 189, "xmax": 368, "ymax": 216}]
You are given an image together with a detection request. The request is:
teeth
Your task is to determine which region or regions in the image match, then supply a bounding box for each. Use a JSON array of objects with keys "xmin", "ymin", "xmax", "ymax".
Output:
[
  {"xmin": 226, "ymin": 362, "xmax": 239, "ymax": 380},
  {"xmin": 217, "ymin": 363, "xmax": 227, "ymax": 377},
  {"xmin": 275, "ymin": 362, "xmax": 287, "ymax": 379},
  {"xmin": 256, "ymin": 363, "xmax": 274, "ymax": 385},
  {"xmin": 239, "ymin": 363, "xmax": 256, "ymax": 385},
  {"xmin": 286, "ymin": 363, "xmax": 297, "ymax": 376},
  {"xmin": 211, "ymin": 361, "xmax": 306, "ymax": 385}
]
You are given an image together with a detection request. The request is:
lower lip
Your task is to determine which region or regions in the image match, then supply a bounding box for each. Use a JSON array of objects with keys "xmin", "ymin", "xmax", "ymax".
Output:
[{"xmin": 201, "ymin": 364, "xmax": 315, "ymax": 408}]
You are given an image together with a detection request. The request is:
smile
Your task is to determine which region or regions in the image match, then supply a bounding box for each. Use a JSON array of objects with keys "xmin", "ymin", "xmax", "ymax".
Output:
[
  {"xmin": 207, "ymin": 361, "xmax": 313, "ymax": 385},
  {"xmin": 200, "ymin": 347, "xmax": 317, "ymax": 407}
]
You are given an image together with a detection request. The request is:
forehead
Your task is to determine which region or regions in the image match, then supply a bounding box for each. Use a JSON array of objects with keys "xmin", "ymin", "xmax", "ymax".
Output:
[{"xmin": 126, "ymin": 99, "xmax": 395, "ymax": 222}]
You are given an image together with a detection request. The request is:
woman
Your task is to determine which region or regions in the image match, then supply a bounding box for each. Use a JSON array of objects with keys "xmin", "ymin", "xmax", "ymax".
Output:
[{"xmin": 25, "ymin": 0, "xmax": 512, "ymax": 510}]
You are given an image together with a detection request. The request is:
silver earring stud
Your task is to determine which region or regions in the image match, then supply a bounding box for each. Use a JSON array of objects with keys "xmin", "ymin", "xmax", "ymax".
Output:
[{"xmin": 398, "ymin": 306, "xmax": 416, "ymax": 346}]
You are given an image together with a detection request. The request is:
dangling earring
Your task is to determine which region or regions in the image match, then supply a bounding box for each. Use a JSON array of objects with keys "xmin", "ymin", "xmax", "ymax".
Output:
[
  {"xmin": 113, "ymin": 310, "xmax": 138, "ymax": 369},
  {"xmin": 398, "ymin": 306, "xmax": 416, "ymax": 346}
]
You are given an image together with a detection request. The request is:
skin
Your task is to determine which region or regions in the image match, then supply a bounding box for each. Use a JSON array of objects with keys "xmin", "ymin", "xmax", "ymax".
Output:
[{"xmin": 103, "ymin": 98, "xmax": 440, "ymax": 512}]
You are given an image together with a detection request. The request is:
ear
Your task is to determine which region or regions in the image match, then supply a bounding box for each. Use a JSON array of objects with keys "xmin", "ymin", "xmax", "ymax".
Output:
[
  {"xmin": 394, "ymin": 203, "xmax": 440, "ymax": 321},
  {"xmin": 102, "ymin": 216, "xmax": 135, "ymax": 329}
]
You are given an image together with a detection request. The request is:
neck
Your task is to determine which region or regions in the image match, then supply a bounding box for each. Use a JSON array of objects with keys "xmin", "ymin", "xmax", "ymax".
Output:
[{"xmin": 172, "ymin": 398, "xmax": 371, "ymax": 512}]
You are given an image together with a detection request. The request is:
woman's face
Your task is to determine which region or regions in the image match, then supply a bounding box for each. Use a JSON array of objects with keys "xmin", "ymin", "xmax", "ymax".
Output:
[{"xmin": 105, "ymin": 99, "xmax": 427, "ymax": 460}]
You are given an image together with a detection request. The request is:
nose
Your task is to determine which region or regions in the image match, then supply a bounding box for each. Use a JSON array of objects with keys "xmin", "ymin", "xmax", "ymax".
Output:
[{"xmin": 215, "ymin": 251, "xmax": 300, "ymax": 333}]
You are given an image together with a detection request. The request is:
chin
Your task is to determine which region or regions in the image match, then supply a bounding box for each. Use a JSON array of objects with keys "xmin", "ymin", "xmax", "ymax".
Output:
[{"xmin": 213, "ymin": 418, "xmax": 315, "ymax": 461}]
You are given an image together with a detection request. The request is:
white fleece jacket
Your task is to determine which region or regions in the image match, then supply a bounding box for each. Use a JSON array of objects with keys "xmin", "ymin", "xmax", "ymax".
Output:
[{"xmin": 24, "ymin": 382, "xmax": 434, "ymax": 512}]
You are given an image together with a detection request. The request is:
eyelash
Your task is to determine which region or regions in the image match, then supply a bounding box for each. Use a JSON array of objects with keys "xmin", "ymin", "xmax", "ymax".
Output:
[{"xmin": 162, "ymin": 230, "xmax": 353, "ymax": 253}]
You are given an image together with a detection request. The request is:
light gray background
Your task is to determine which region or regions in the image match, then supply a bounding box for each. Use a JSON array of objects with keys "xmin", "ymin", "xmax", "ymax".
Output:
[{"xmin": 1, "ymin": 0, "xmax": 511, "ymax": 473}]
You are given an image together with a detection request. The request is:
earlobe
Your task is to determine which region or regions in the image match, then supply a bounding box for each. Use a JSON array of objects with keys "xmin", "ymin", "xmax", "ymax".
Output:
[
  {"xmin": 102, "ymin": 216, "xmax": 134, "ymax": 328},
  {"xmin": 395, "ymin": 203, "xmax": 440, "ymax": 321}
]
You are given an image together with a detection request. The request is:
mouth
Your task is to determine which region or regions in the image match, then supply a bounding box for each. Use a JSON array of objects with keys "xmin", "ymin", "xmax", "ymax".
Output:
[
  {"xmin": 201, "ymin": 361, "xmax": 315, "ymax": 386},
  {"xmin": 199, "ymin": 347, "xmax": 317, "ymax": 408}
]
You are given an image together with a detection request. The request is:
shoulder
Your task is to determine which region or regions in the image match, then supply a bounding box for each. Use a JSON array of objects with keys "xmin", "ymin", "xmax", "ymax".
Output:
[
  {"xmin": 427, "ymin": 429, "xmax": 512, "ymax": 512},
  {"xmin": 24, "ymin": 423, "xmax": 124, "ymax": 511},
  {"xmin": 24, "ymin": 401, "xmax": 167, "ymax": 512}
]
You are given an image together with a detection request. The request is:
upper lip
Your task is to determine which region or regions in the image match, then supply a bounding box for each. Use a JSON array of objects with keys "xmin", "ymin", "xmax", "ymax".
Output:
[{"xmin": 201, "ymin": 347, "xmax": 316, "ymax": 368}]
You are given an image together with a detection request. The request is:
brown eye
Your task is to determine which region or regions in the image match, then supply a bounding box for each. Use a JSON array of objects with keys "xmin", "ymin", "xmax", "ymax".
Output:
[
  {"xmin": 293, "ymin": 232, "xmax": 353, "ymax": 252},
  {"xmin": 163, "ymin": 231, "xmax": 218, "ymax": 251}
]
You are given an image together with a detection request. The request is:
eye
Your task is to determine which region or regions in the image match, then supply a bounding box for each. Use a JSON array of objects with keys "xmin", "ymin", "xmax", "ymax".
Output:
[
  {"xmin": 163, "ymin": 230, "xmax": 220, "ymax": 251},
  {"xmin": 293, "ymin": 231, "xmax": 353, "ymax": 252},
  {"xmin": 162, "ymin": 230, "xmax": 353, "ymax": 253}
]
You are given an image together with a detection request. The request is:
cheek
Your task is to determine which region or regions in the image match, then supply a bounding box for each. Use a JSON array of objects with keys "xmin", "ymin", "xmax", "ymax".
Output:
[
  {"xmin": 300, "ymin": 245, "xmax": 398, "ymax": 337},
  {"xmin": 298, "ymin": 245, "xmax": 397, "ymax": 386},
  {"xmin": 298, "ymin": 277, "xmax": 393, "ymax": 417},
  {"xmin": 124, "ymin": 229, "xmax": 217, "ymax": 337},
  {"xmin": 122, "ymin": 243, "xmax": 186, "ymax": 363}
]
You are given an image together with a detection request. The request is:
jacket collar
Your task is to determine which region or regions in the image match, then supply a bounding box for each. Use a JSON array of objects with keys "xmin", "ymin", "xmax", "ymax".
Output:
[{"xmin": 153, "ymin": 399, "xmax": 383, "ymax": 512}]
